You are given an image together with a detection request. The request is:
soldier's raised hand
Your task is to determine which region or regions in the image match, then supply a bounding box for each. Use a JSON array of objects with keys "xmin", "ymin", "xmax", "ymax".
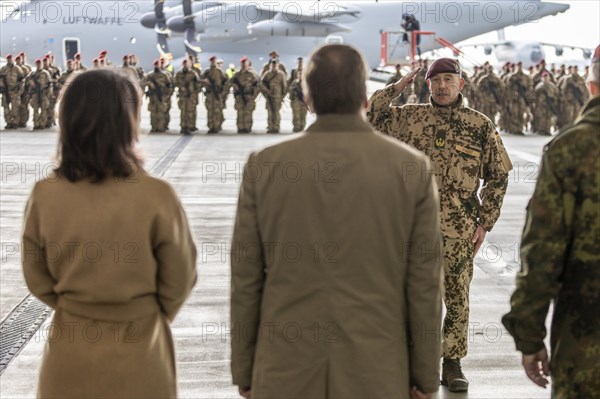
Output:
[{"xmin": 393, "ymin": 67, "xmax": 421, "ymax": 93}]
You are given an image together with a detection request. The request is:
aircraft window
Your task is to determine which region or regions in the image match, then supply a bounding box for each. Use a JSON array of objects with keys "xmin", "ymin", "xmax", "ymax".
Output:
[{"xmin": 131, "ymin": 37, "xmax": 137, "ymax": 44}]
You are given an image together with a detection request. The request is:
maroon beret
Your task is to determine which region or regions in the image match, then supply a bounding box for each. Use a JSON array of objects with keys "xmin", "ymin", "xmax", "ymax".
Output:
[
  {"xmin": 425, "ymin": 58, "xmax": 461, "ymax": 80},
  {"xmin": 209, "ymin": 56, "xmax": 217, "ymax": 61},
  {"xmin": 240, "ymin": 56, "xmax": 248, "ymax": 63}
]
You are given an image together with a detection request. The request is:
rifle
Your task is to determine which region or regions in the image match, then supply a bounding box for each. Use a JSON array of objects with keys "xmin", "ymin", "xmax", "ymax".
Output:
[
  {"xmin": 543, "ymin": 91, "xmax": 559, "ymax": 115},
  {"xmin": 291, "ymin": 81, "xmax": 304, "ymax": 104},
  {"xmin": 514, "ymin": 79, "xmax": 531, "ymax": 107},
  {"xmin": 146, "ymin": 75, "xmax": 163, "ymax": 103},
  {"xmin": 567, "ymin": 81, "xmax": 584, "ymax": 107},
  {"xmin": 262, "ymin": 72, "xmax": 277, "ymax": 116},
  {"xmin": 0, "ymin": 74, "xmax": 10, "ymax": 104},
  {"xmin": 232, "ymin": 75, "xmax": 249, "ymax": 107},
  {"xmin": 34, "ymin": 79, "xmax": 42, "ymax": 105},
  {"xmin": 205, "ymin": 72, "xmax": 223, "ymax": 104}
]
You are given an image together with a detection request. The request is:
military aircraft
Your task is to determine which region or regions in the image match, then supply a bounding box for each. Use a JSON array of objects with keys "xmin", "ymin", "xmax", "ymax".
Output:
[
  {"xmin": 458, "ymin": 40, "xmax": 593, "ymax": 69},
  {"xmin": 1, "ymin": 0, "xmax": 571, "ymax": 70}
]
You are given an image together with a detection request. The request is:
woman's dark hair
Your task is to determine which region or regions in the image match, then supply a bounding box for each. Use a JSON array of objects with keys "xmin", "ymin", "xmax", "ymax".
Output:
[{"xmin": 55, "ymin": 69, "xmax": 143, "ymax": 182}]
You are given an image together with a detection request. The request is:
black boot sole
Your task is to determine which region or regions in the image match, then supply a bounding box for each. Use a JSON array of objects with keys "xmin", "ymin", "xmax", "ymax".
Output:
[{"xmin": 441, "ymin": 378, "xmax": 469, "ymax": 392}]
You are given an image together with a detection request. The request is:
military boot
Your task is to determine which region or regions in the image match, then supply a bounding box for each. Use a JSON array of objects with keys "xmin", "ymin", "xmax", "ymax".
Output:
[{"xmin": 441, "ymin": 358, "xmax": 468, "ymax": 392}]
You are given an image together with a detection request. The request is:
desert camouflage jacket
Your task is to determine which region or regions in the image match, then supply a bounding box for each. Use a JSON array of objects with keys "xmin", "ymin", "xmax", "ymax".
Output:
[{"xmin": 368, "ymin": 85, "xmax": 512, "ymax": 239}]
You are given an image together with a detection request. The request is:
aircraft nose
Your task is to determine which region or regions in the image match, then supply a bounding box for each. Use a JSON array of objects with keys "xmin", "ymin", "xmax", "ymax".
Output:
[
  {"xmin": 538, "ymin": 2, "xmax": 570, "ymax": 17},
  {"xmin": 140, "ymin": 12, "xmax": 157, "ymax": 28},
  {"xmin": 167, "ymin": 16, "xmax": 187, "ymax": 33}
]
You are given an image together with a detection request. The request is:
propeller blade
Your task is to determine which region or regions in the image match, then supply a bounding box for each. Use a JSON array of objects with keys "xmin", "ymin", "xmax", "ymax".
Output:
[{"xmin": 185, "ymin": 27, "xmax": 202, "ymax": 55}]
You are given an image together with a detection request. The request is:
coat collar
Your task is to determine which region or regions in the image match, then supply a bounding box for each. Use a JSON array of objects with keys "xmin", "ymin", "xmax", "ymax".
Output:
[
  {"xmin": 429, "ymin": 93, "xmax": 464, "ymax": 118},
  {"xmin": 305, "ymin": 113, "xmax": 376, "ymax": 133}
]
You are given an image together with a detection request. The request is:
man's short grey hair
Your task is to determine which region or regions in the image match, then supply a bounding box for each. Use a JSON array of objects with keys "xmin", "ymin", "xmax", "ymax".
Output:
[{"xmin": 303, "ymin": 44, "xmax": 368, "ymax": 115}]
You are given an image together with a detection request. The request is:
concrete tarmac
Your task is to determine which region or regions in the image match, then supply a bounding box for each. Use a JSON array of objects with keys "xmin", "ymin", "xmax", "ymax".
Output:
[{"xmin": 0, "ymin": 81, "xmax": 554, "ymax": 398}]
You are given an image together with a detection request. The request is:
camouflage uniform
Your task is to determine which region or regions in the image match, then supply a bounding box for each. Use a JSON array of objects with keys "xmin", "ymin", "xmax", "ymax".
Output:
[
  {"xmin": 413, "ymin": 68, "xmax": 429, "ymax": 103},
  {"xmin": 261, "ymin": 61, "xmax": 287, "ymax": 77},
  {"xmin": 506, "ymin": 69, "xmax": 532, "ymax": 134},
  {"xmin": 202, "ymin": 65, "xmax": 229, "ymax": 133},
  {"xmin": 175, "ymin": 67, "xmax": 201, "ymax": 134},
  {"xmin": 143, "ymin": 69, "xmax": 171, "ymax": 132},
  {"xmin": 287, "ymin": 70, "xmax": 307, "ymax": 133},
  {"xmin": 160, "ymin": 66, "xmax": 175, "ymax": 131},
  {"xmin": 368, "ymin": 86, "xmax": 512, "ymax": 360},
  {"xmin": 502, "ymin": 95, "xmax": 600, "ymax": 399},
  {"xmin": 531, "ymin": 66, "xmax": 555, "ymax": 87},
  {"xmin": 43, "ymin": 63, "xmax": 61, "ymax": 128},
  {"xmin": 27, "ymin": 67, "xmax": 52, "ymax": 130},
  {"xmin": 16, "ymin": 60, "xmax": 32, "ymax": 128},
  {"xmin": 0, "ymin": 61, "xmax": 24, "ymax": 128},
  {"xmin": 231, "ymin": 68, "xmax": 259, "ymax": 133},
  {"xmin": 261, "ymin": 68, "xmax": 287, "ymax": 133},
  {"xmin": 475, "ymin": 71, "xmax": 503, "ymax": 124},
  {"xmin": 386, "ymin": 71, "xmax": 411, "ymax": 106},
  {"xmin": 557, "ymin": 73, "xmax": 589, "ymax": 129},
  {"xmin": 531, "ymin": 80, "xmax": 559, "ymax": 135},
  {"xmin": 498, "ymin": 66, "xmax": 513, "ymax": 132},
  {"xmin": 57, "ymin": 69, "xmax": 76, "ymax": 92}
]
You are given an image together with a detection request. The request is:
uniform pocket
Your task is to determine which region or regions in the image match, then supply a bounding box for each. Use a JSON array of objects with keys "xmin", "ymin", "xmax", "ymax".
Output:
[{"xmin": 447, "ymin": 145, "xmax": 481, "ymax": 192}]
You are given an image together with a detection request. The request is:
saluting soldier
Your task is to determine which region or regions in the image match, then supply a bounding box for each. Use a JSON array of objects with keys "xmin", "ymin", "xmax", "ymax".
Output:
[
  {"xmin": 368, "ymin": 58, "xmax": 512, "ymax": 393},
  {"xmin": 175, "ymin": 59, "xmax": 201, "ymax": 135},
  {"xmin": 143, "ymin": 60, "xmax": 171, "ymax": 133},
  {"xmin": 261, "ymin": 50, "xmax": 288, "ymax": 77},
  {"xmin": 531, "ymin": 71, "xmax": 559, "ymax": 135},
  {"xmin": 287, "ymin": 58, "xmax": 307, "ymax": 132},
  {"xmin": 16, "ymin": 52, "xmax": 32, "ymax": 128},
  {"xmin": 231, "ymin": 57, "xmax": 259, "ymax": 134},
  {"xmin": 261, "ymin": 59, "xmax": 287, "ymax": 133},
  {"xmin": 202, "ymin": 56, "xmax": 229, "ymax": 134},
  {"xmin": 0, "ymin": 54, "xmax": 25, "ymax": 129},
  {"xmin": 27, "ymin": 59, "xmax": 52, "ymax": 130}
]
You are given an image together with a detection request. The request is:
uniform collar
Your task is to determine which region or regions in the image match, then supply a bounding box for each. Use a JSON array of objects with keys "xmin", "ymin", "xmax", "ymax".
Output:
[
  {"xmin": 306, "ymin": 113, "xmax": 375, "ymax": 133},
  {"xmin": 429, "ymin": 93, "xmax": 464, "ymax": 118}
]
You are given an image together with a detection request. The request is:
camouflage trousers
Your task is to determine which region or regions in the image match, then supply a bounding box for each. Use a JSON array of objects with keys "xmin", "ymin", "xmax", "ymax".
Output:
[
  {"xmin": 19, "ymin": 94, "xmax": 30, "ymax": 127},
  {"xmin": 164, "ymin": 96, "xmax": 173, "ymax": 129},
  {"xmin": 531, "ymin": 107, "xmax": 553, "ymax": 135},
  {"xmin": 148, "ymin": 98, "xmax": 168, "ymax": 132},
  {"xmin": 266, "ymin": 97, "xmax": 283, "ymax": 132},
  {"xmin": 43, "ymin": 96, "xmax": 56, "ymax": 128},
  {"xmin": 479, "ymin": 103, "xmax": 498, "ymax": 125},
  {"xmin": 556, "ymin": 103, "xmax": 578, "ymax": 130},
  {"xmin": 2, "ymin": 93, "xmax": 21, "ymax": 125},
  {"xmin": 291, "ymin": 100, "xmax": 307, "ymax": 132},
  {"xmin": 552, "ymin": 358, "xmax": 600, "ymax": 399},
  {"xmin": 235, "ymin": 99, "xmax": 255, "ymax": 131},
  {"xmin": 29, "ymin": 98, "xmax": 49, "ymax": 129},
  {"xmin": 178, "ymin": 97, "xmax": 197, "ymax": 132},
  {"xmin": 442, "ymin": 238, "xmax": 474, "ymax": 360},
  {"xmin": 205, "ymin": 95, "xmax": 224, "ymax": 131},
  {"xmin": 505, "ymin": 103, "xmax": 528, "ymax": 134}
]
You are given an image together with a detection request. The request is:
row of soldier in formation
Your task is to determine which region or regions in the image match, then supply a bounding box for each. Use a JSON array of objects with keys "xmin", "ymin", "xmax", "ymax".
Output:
[
  {"xmin": 0, "ymin": 50, "xmax": 307, "ymax": 134},
  {"xmin": 2, "ymin": 50, "xmax": 590, "ymax": 135},
  {"xmin": 387, "ymin": 58, "xmax": 591, "ymax": 135}
]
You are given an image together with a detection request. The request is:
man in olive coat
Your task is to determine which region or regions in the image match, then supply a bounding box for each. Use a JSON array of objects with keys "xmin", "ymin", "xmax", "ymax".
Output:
[{"xmin": 231, "ymin": 44, "xmax": 443, "ymax": 399}]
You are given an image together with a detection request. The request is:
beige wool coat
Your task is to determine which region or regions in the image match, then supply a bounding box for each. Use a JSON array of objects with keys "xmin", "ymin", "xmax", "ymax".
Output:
[
  {"xmin": 231, "ymin": 114, "xmax": 444, "ymax": 399},
  {"xmin": 22, "ymin": 170, "xmax": 197, "ymax": 399}
]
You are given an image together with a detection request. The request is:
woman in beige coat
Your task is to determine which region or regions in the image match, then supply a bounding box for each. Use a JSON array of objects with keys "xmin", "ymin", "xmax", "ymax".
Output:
[{"xmin": 21, "ymin": 69, "xmax": 197, "ymax": 398}]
